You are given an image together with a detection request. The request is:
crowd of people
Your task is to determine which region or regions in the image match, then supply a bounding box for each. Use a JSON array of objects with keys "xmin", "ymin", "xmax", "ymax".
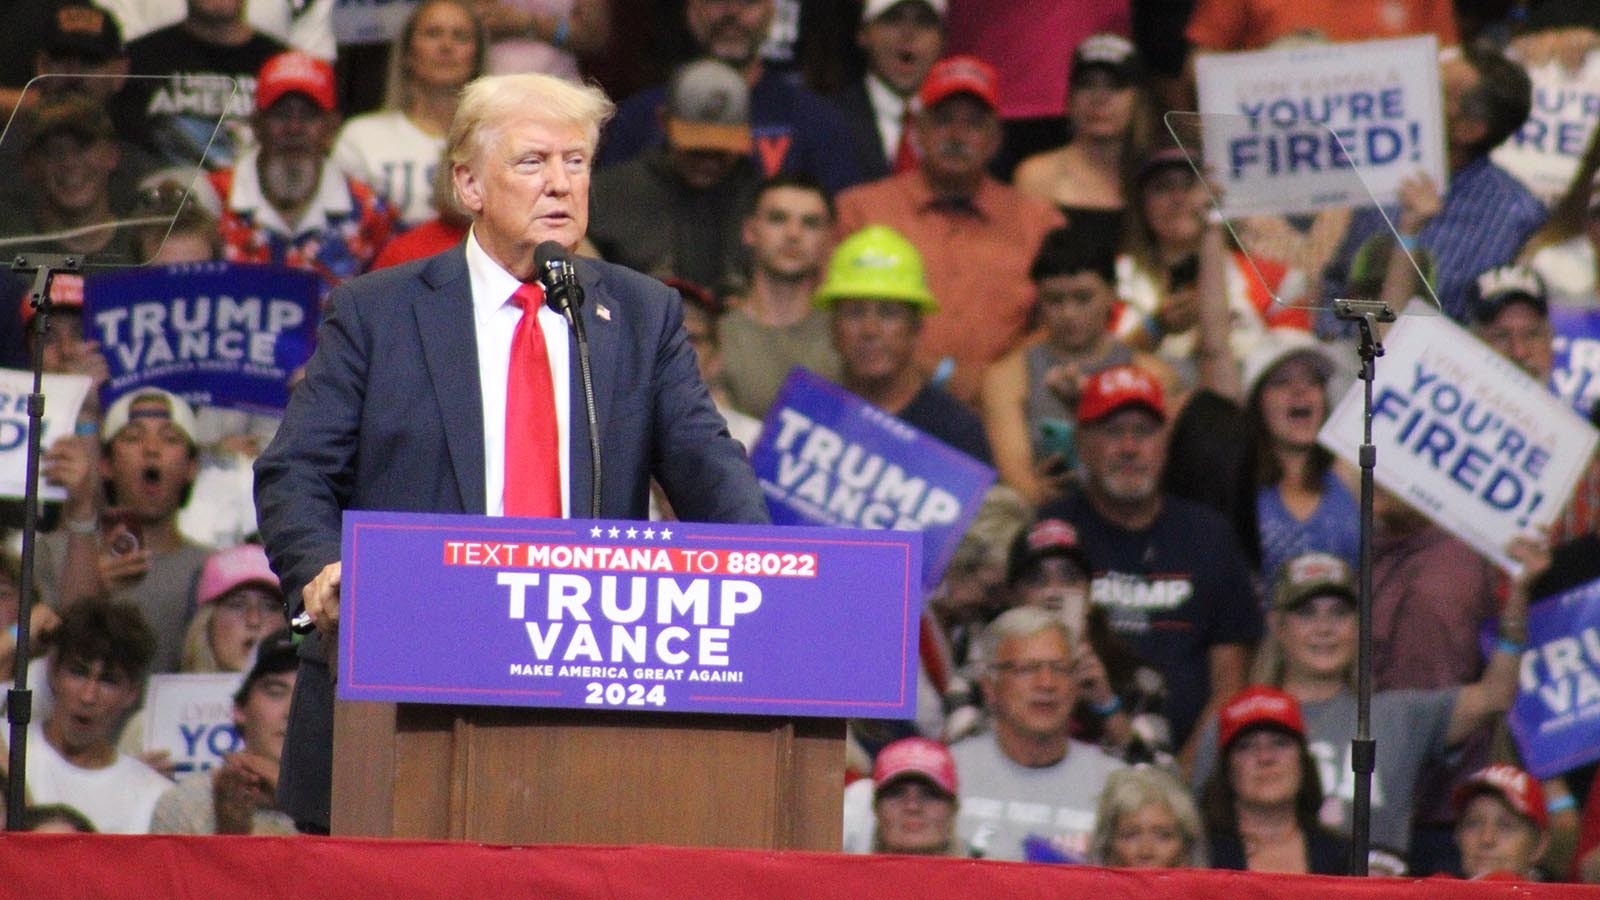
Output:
[{"xmin": 0, "ymin": 0, "xmax": 1598, "ymax": 884}]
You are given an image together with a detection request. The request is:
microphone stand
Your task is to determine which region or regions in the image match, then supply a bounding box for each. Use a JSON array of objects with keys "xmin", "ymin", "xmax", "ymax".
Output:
[
  {"xmin": 544, "ymin": 264, "xmax": 601, "ymax": 519},
  {"xmin": 1332, "ymin": 297, "xmax": 1395, "ymax": 875},
  {"xmin": 6, "ymin": 252, "xmax": 79, "ymax": 830}
]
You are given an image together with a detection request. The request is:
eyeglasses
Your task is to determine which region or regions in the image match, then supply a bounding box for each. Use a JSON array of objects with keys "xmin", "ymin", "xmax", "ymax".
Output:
[
  {"xmin": 216, "ymin": 593, "xmax": 282, "ymax": 618},
  {"xmin": 992, "ymin": 659, "xmax": 1072, "ymax": 678}
]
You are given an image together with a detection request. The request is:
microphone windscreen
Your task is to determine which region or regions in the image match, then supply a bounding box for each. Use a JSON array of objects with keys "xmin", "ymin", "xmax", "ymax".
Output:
[{"xmin": 534, "ymin": 240, "xmax": 568, "ymax": 289}]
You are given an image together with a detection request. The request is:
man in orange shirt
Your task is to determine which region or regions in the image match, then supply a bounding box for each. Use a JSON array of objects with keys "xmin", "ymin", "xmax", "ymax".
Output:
[
  {"xmin": 1186, "ymin": 0, "xmax": 1457, "ymax": 53},
  {"xmin": 834, "ymin": 55, "xmax": 1063, "ymax": 406}
]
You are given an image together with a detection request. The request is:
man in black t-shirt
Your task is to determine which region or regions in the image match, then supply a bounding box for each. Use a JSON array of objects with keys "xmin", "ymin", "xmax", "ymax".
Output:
[
  {"xmin": 1039, "ymin": 364, "xmax": 1260, "ymax": 766},
  {"xmin": 111, "ymin": 0, "xmax": 286, "ymax": 170}
]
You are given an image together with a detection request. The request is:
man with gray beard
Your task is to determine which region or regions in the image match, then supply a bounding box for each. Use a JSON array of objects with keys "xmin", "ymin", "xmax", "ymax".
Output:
[
  {"xmin": 1038, "ymin": 364, "xmax": 1261, "ymax": 771},
  {"xmin": 834, "ymin": 55, "xmax": 1062, "ymax": 405},
  {"xmin": 209, "ymin": 51, "xmax": 395, "ymax": 299}
]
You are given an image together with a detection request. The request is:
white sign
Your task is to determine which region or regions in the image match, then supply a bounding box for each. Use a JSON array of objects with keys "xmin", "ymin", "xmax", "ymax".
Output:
[
  {"xmin": 333, "ymin": 0, "xmax": 418, "ymax": 45},
  {"xmin": 1194, "ymin": 36, "xmax": 1448, "ymax": 217},
  {"xmin": 0, "ymin": 369, "xmax": 91, "ymax": 502},
  {"xmin": 1319, "ymin": 315, "xmax": 1598, "ymax": 573},
  {"xmin": 1493, "ymin": 51, "xmax": 1600, "ymax": 205},
  {"xmin": 141, "ymin": 672, "xmax": 244, "ymax": 778}
]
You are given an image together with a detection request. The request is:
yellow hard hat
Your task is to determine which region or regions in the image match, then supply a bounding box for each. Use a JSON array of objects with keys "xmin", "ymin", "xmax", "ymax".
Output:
[{"xmin": 812, "ymin": 225, "xmax": 938, "ymax": 312}]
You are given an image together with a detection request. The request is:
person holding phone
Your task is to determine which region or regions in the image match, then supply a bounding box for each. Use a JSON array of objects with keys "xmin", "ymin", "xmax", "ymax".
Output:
[
  {"xmin": 39, "ymin": 387, "xmax": 211, "ymax": 674},
  {"xmin": 980, "ymin": 228, "xmax": 1161, "ymax": 507}
]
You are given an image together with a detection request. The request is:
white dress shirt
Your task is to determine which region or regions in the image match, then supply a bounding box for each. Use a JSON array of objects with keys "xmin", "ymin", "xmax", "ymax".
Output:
[
  {"xmin": 465, "ymin": 229, "xmax": 573, "ymax": 517},
  {"xmin": 867, "ymin": 74, "xmax": 916, "ymax": 166}
]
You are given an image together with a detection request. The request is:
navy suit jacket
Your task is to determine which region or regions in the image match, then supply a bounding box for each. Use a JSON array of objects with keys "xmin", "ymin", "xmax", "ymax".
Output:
[
  {"xmin": 254, "ymin": 246, "xmax": 768, "ymax": 828},
  {"xmin": 832, "ymin": 79, "xmax": 892, "ymax": 183}
]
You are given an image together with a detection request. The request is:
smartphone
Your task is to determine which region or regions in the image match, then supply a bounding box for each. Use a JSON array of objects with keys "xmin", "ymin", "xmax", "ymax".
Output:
[
  {"xmin": 100, "ymin": 508, "xmax": 143, "ymax": 556},
  {"xmin": 1038, "ymin": 418, "xmax": 1077, "ymax": 470}
]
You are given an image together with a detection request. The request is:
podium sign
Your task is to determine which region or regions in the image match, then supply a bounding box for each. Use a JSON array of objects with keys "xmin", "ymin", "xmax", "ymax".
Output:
[{"xmin": 337, "ymin": 512, "xmax": 922, "ymax": 719}]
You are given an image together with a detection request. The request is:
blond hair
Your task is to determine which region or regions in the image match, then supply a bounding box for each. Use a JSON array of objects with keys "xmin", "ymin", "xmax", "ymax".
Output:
[{"xmin": 446, "ymin": 73, "xmax": 615, "ymax": 170}]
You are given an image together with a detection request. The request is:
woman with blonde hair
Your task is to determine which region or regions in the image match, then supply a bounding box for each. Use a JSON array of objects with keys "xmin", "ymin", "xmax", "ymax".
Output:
[
  {"xmin": 332, "ymin": 0, "xmax": 487, "ymax": 227},
  {"xmin": 180, "ymin": 545, "xmax": 284, "ymax": 673},
  {"xmin": 1091, "ymin": 765, "xmax": 1207, "ymax": 868}
]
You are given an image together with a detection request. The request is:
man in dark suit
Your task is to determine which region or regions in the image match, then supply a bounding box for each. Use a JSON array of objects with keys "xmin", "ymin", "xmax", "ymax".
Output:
[
  {"xmin": 254, "ymin": 72, "xmax": 769, "ymax": 834},
  {"xmin": 833, "ymin": 0, "xmax": 946, "ymax": 181}
]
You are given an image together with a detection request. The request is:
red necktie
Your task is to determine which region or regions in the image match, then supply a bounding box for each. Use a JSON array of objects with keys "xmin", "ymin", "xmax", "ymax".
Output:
[
  {"xmin": 504, "ymin": 282, "xmax": 562, "ymax": 517},
  {"xmin": 893, "ymin": 104, "xmax": 918, "ymax": 174}
]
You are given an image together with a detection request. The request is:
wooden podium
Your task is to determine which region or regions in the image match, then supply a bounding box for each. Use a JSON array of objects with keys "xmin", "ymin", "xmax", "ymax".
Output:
[
  {"xmin": 331, "ymin": 699, "xmax": 846, "ymax": 849},
  {"xmin": 330, "ymin": 512, "xmax": 919, "ymax": 852}
]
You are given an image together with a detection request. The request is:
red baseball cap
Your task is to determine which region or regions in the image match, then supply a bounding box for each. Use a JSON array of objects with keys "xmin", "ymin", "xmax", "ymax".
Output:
[
  {"xmin": 256, "ymin": 51, "xmax": 337, "ymax": 113},
  {"xmin": 1454, "ymin": 764, "xmax": 1548, "ymax": 832},
  {"xmin": 873, "ymin": 736, "xmax": 958, "ymax": 798},
  {"xmin": 1218, "ymin": 686, "xmax": 1305, "ymax": 751},
  {"xmin": 1076, "ymin": 364, "xmax": 1166, "ymax": 425},
  {"xmin": 20, "ymin": 273, "xmax": 83, "ymax": 324},
  {"xmin": 918, "ymin": 55, "xmax": 999, "ymax": 112}
]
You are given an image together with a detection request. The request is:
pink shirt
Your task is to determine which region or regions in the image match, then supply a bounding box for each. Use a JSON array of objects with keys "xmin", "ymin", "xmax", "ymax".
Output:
[{"xmin": 944, "ymin": 0, "xmax": 1132, "ymax": 120}]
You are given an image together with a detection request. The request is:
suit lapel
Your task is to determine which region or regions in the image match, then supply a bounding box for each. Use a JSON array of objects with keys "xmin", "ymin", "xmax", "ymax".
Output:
[
  {"xmin": 415, "ymin": 248, "xmax": 487, "ymax": 514},
  {"xmin": 569, "ymin": 258, "xmax": 620, "ymax": 515}
]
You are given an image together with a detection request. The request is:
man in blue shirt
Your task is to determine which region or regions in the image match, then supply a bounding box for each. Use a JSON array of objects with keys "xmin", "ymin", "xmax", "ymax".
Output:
[
  {"xmin": 1324, "ymin": 43, "xmax": 1545, "ymax": 324},
  {"xmin": 597, "ymin": 0, "xmax": 863, "ymax": 195}
]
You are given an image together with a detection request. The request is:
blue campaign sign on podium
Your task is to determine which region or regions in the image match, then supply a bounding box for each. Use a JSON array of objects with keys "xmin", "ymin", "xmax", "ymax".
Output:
[{"xmin": 336, "ymin": 512, "xmax": 923, "ymax": 720}]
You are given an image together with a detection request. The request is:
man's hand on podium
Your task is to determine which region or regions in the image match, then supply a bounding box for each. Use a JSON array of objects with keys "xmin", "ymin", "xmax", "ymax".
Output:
[{"xmin": 302, "ymin": 561, "xmax": 342, "ymax": 634}]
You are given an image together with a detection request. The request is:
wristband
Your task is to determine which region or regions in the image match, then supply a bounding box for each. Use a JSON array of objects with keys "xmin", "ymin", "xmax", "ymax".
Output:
[
  {"xmin": 74, "ymin": 419, "xmax": 98, "ymax": 437},
  {"xmin": 1495, "ymin": 636, "xmax": 1527, "ymax": 656},
  {"xmin": 551, "ymin": 16, "xmax": 570, "ymax": 47},
  {"xmin": 1143, "ymin": 312, "xmax": 1165, "ymax": 342},
  {"xmin": 1549, "ymin": 795, "xmax": 1577, "ymax": 814},
  {"xmin": 1397, "ymin": 233, "xmax": 1419, "ymax": 253},
  {"xmin": 1091, "ymin": 695, "xmax": 1122, "ymax": 717},
  {"xmin": 5, "ymin": 624, "xmax": 16, "ymax": 642},
  {"xmin": 64, "ymin": 516, "xmax": 98, "ymax": 535}
]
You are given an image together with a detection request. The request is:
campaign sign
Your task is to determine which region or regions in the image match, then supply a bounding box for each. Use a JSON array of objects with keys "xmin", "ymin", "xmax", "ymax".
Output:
[
  {"xmin": 338, "ymin": 512, "xmax": 923, "ymax": 719},
  {"xmin": 749, "ymin": 368, "xmax": 996, "ymax": 592},
  {"xmin": 86, "ymin": 261, "xmax": 319, "ymax": 414},
  {"xmin": 1551, "ymin": 305, "xmax": 1600, "ymax": 417},
  {"xmin": 333, "ymin": 0, "xmax": 418, "ymax": 45},
  {"xmin": 142, "ymin": 672, "xmax": 245, "ymax": 777},
  {"xmin": 1493, "ymin": 52, "xmax": 1600, "ymax": 204},
  {"xmin": 1508, "ymin": 579, "xmax": 1600, "ymax": 778},
  {"xmin": 1194, "ymin": 36, "xmax": 1447, "ymax": 217},
  {"xmin": 0, "ymin": 368, "xmax": 91, "ymax": 502},
  {"xmin": 1320, "ymin": 315, "xmax": 1598, "ymax": 573}
]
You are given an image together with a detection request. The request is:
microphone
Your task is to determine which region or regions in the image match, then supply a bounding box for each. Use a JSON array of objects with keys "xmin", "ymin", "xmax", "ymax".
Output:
[
  {"xmin": 534, "ymin": 240, "xmax": 584, "ymax": 321},
  {"xmin": 532, "ymin": 240, "xmax": 601, "ymax": 519}
]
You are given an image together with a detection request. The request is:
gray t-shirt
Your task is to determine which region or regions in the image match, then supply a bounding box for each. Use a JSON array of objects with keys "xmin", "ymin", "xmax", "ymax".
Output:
[
  {"xmin": 36, "ymin": 531, "xmax": 211, "ymax": 674},
  {"xmin": 1190, "ymin": 687, "xmax": 1457, "ymax": 854},
  {"xmin": 949, "ymin": 731, "xmax": 1126, "ymax": 862},
  {"xmin": 149, "ymin": 769, "xmax": 297, "ymax": 835},
  {"xmin": 717, "ymin": 307, "xmax": 842, "ymax": 419}
]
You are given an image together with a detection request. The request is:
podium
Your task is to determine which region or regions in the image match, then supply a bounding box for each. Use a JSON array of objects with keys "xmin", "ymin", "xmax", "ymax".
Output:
[
  {"xmin": 331, "ymin": 702, "xmax": 844, "ymax": 847},
  {"xmin": 329, "ymin": 513, "xmax": 922, "ymax": 850}
]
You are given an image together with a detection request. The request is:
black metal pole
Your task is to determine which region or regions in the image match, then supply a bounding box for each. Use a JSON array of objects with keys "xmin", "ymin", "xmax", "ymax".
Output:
[
  {"xmin": 1333, "ymin": 298, "xmax": 1394, "ymax": 876},
  {"xmin": 6, "ymin": 253, "xmax": 77, "ymax": 829}
]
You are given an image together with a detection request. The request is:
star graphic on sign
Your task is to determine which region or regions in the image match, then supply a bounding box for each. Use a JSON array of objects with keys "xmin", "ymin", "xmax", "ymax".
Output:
[
  {"xmin": 659, "ymin": 528, "xmax": 672, "ymax": 540},
  {"xmin": 643, "ymin": 527, "xmax": 655, "ymax": 539},
  {"xmin": 608, "ymin": 526, "xmax": 620, "ymax": 538},
  {"xmin": 626, "ymin": 527, "xmax": 639, "ymax": 539},
  {"xmin": 589, "ymin": 526, "xmax": 602, "ymax": 537}
]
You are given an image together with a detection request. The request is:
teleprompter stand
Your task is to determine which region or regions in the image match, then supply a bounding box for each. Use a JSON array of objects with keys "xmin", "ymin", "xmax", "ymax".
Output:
[
  {"xmin": 1332, "ymin": 297, "xmax": 1398, "ymax": 876},
  {"xmin": 5, "ymin": 253, "xmax": 80, "ymax": 830}
]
